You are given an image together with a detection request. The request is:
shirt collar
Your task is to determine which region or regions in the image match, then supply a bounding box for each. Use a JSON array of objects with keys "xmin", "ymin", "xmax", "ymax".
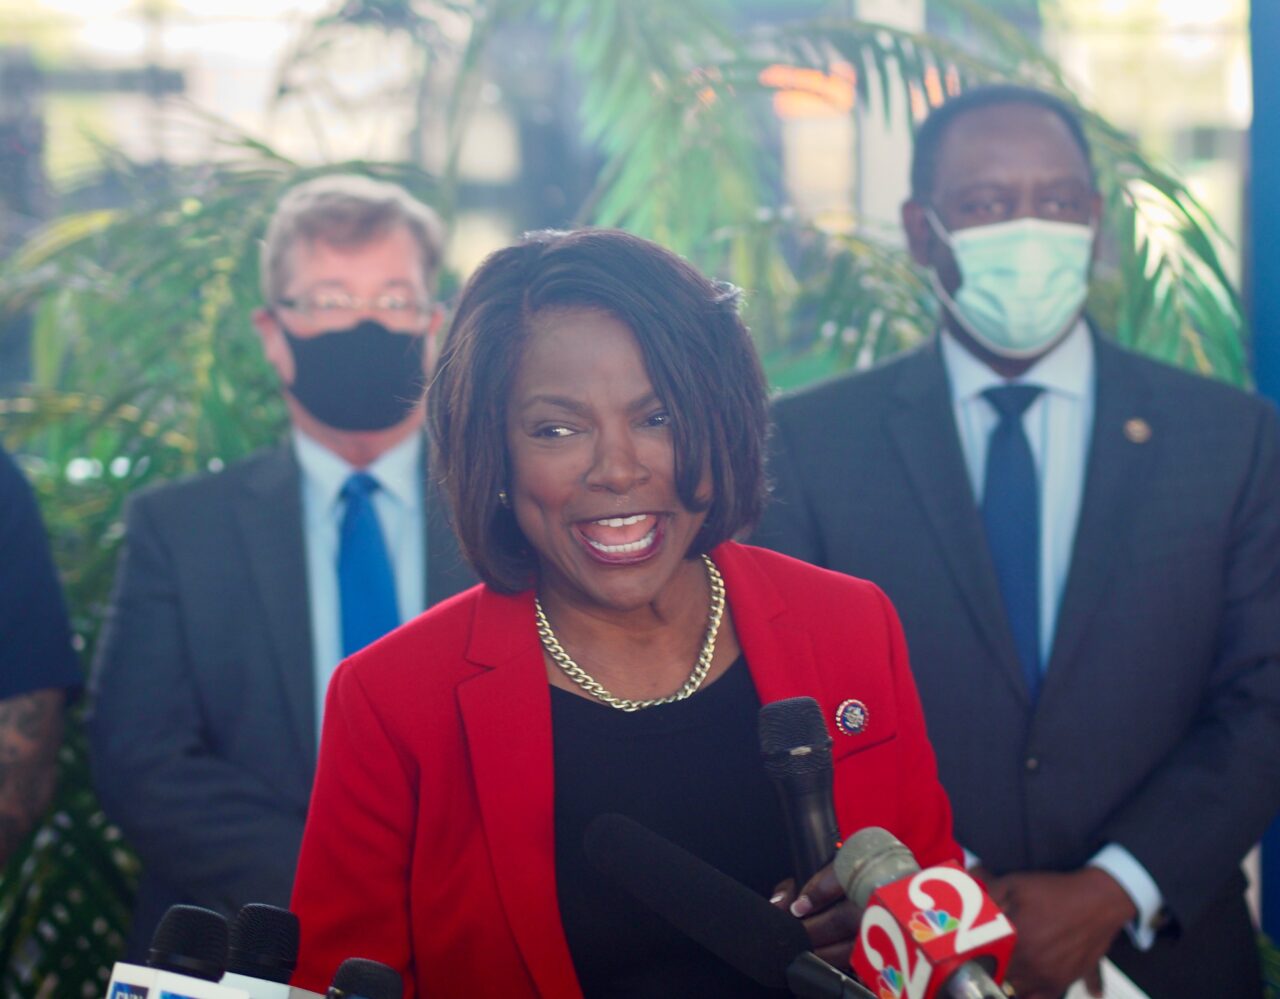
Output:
[
  {"xmin": 940, "ymin": 318, "xmax": 1094, "ymax": 404},
  {"xmin": 292, "ymin": 429, "xmax": 423, "ymax": 512}
]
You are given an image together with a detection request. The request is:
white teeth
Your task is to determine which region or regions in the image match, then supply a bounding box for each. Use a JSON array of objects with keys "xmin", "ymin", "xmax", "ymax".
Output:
[
  {"xmin": 593, "ymin": 513, "xmax": 648, "ymax": 527},
  {"xmin": 587, "ymin": 526, "xmax": 656, "ymax": 554}
]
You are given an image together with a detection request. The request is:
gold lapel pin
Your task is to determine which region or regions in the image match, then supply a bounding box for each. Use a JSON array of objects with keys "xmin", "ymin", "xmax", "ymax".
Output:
[{"xmin": 1124, "ymin": 418, "xmax": 1152, "ymax": 444}]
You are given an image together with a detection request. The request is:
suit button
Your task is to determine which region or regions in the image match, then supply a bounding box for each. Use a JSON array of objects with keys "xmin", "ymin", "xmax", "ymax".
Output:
[{"xmin": 1024, "ymin": 756, "xmax": 1040, "ymax": 772}]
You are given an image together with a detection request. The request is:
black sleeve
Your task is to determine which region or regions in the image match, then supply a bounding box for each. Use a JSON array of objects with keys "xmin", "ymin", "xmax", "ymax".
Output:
[
  {"xmin": 749, "ymin": 402, "xmax": 827, "ymax": 566},
  {"xmin": 0, "ymin": 445, "xmax": 81, "ymax": 700}
]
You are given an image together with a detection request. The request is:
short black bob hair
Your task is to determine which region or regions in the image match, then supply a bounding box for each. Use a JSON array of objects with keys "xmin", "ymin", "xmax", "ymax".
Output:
[
  {"xmin": 429, "ymin": 227, "xmax": 769, "ymax": 594},
  {"xmin": 909, "ymin": 84, "xmax": 1096, "ymax": 202}
]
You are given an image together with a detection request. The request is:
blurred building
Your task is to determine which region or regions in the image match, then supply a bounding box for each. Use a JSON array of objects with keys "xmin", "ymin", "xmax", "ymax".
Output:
[
  {"xmin": 0, "ymin": 0, "xmax": 1253, "ymax": 376},
  {"xmin": 1048, "ymin": 0, "xmax": 1249, "ymax": 283}
]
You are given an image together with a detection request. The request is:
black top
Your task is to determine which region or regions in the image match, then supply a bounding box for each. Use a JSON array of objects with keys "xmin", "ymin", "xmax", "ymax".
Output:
[
  {"xmin": 0, "ymin": 445, "xmax": 80, "ymax": 701},
  {"xmin": 552, "ymin": 656, "xmax": 792, "ymax": 998}
]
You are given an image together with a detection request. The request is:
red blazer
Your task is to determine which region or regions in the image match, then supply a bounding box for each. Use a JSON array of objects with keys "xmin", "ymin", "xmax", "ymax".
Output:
[{"xmin": 290, "ymin": 541, "xmax": 958, "ymax": 997}]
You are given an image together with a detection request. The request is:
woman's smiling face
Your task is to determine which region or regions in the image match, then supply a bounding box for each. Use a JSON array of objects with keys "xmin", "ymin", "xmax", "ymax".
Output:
[{"xmin": 504, "ymin": 306, "xmax": 710, "ymax": 615}]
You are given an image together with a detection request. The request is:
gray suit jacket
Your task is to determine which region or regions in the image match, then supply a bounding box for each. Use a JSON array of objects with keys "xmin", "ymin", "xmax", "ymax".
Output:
[
  {"xmin": 753, "ymin": 334, "xmax": 1280, "ymax": 978},
  {"xmin": 88, "ymin": 441, "xmax": 474, "ymax": 953}
]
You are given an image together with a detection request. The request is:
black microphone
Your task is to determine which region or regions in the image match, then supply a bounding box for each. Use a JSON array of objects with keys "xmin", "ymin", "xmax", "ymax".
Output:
[
  {"xmin": 760, "ymin": 696, "xmax": 841, "ymax": 886},
  {"xmin": 149, "ymin": 904, "xmax": 231, "ymax": 982},
  {"xmin": 221, "ymin": 904, "xmax": 310, "ymax": 998},
  {"xmin": 326, "ymin": 958, "xmax": 403, "ymax": 999},
  {"xmin": 584, "ymin": 812, "xmax": 875, "ymax": 999},
  {"xmin": 106, "ymin": 904, "xmax": 235, "ymax": 998},
  {"xmin": 101, "ymin": 904, "xmax": 246, "ymax": 997}
]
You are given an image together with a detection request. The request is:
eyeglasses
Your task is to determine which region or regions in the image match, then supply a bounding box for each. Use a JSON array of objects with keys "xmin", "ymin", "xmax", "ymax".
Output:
[{"xmin": 275, "ymin": 290, "xmax": 432, "ymax": 330}]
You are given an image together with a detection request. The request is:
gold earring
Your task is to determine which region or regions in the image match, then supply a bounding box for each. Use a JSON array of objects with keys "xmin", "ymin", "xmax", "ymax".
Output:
[{"xmin": 498, "ymin": 489, "xmax": 510, "ymax": 507}]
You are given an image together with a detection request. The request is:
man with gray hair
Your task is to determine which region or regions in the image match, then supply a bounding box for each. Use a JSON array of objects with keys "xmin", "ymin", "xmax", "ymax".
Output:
[{"xmin": 90, "ymin": 174, "xmax": 474, "ymax": 955}]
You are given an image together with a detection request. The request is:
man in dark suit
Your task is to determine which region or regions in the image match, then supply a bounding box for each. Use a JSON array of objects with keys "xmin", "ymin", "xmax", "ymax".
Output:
[
  {"xmin": 753, "ymin": 85, "xmax": 1280, "ymax": 999},
  {"xmin": 89, "ymin": 175, "xmax": 474, "ymax": 954}
]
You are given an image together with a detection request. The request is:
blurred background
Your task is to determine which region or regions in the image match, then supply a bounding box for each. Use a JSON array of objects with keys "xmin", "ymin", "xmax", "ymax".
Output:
[
  {"xmin": 0, "ymin": 0, "xmax": 1270, "ymax": 994},
  {"xmin": 0, "ymin": 0, "xmax": 1252, "ymax": 281}
]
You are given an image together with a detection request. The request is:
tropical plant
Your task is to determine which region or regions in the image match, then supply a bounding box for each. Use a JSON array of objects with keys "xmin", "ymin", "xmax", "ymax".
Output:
[
  {"xmin": 0, "ymin": 0, "xmax": 1254, "ymax": 992},
  {"xmin": 264, "ymin": 0, "xmax": 1248, "ymax": 384},
  {"xmin": 1265, "ymin": 933, "xmax": 1280, "ymax": 999},
  {"xmin": 546, "ymin": 0, "xmax": 1245, "ymax": 383}
]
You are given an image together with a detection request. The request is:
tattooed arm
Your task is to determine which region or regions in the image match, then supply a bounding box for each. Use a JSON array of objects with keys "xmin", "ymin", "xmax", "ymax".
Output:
[{"xmin": 0, "ymin": 688, "xmax": 65, "ymax": 866}]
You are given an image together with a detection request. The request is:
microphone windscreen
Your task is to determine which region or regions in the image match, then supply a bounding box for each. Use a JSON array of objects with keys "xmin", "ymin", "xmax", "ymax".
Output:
[
  {"xmin": 833, "ymin": 826, "xmax": 921, "ymax": 912},
  {"xmin": 583, "ymin": 812, "xmax": 810, "ymax": 989},
  {"xmin": 758, "ymin": 697, "xmax": 833, "ymax": 778},
  {"xmin": 329, "ymin": 957, "xmax": 403, "ymax": 999},
  {"xmin": 148, "ymin": 904, "xmax": 229, "ymax": 982},
  {"xmin": 228, "ymin": 903, "xmax": 300, "ymax": 983}
]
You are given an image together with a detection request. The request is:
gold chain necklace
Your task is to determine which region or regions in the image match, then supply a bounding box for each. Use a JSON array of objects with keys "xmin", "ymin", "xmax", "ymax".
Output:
[{"xmin": 534, "ymin": 554, "xmax": 725, "ymax": 712}]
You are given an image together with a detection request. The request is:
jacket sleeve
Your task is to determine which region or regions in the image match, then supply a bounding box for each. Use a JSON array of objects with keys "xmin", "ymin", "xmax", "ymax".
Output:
[
  {"xmin": 1096, "ymin": 400, "xmax": 1280, "ymax": 929},
  {"xmin": 874, "ymin": 585, "xmax": 962, "ymax": 871},
  {"xmin": 751, "ymin": 403, "xmax": 827, "ymax": 565},
  {"xmin": 88, "ymin": 493, "xmax": 305, "ymax": 914},
  {"xmin": 291, "ymin": 660, "xmax": 416, "ymax": 996},
  {"xmin": 0, "ymin": 445, "xmax": 80, "ymax": 699}
]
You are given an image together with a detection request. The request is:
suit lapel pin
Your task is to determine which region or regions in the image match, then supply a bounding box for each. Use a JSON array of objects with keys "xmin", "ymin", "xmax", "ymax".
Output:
[
  {"xmin": 835, "ymin": 698, "xmax": 869, "ymax": 736},
  {"xmin": 1124, "ymin": 418, "xmax": 1152, "ymax": 444}
]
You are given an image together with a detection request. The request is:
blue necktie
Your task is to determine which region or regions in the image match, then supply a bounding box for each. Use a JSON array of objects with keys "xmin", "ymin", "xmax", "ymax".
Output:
[
  {"xmin": 981, "ymin": 385, "xmax": 1043, "ymax": 704},
  {"xmin": 339, "ymin": 472, "xmax": 400, "ymax": 657}
]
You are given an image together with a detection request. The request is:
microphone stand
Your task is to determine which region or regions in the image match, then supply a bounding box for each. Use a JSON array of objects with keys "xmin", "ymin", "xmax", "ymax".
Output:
[
  {"xmin": 785, "ymin": 952, "xmax": 877, "ymax": 999},
  {"xmin": 940, "ymin": 963, "xmax": 1009, "ymax": 999}
]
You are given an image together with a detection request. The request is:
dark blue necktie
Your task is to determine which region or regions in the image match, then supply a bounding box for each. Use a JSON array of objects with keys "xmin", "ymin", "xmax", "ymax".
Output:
[
  {"xmin": 339, "ymin": 472, "xmax": 400, "ymax": 657},
  {"xmin": 981, "ymin": 385, "xmax": 1043, "ymax": 704}
]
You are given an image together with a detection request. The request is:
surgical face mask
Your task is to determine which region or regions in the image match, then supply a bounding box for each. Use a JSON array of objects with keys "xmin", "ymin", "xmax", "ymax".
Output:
[
  {"xmin": 926, "ymin": 211, "xmax": 1094, "ymax": 358},
  {"xmin": 280, "ymin": 318, "xmax": 427, "ymax": 431}
]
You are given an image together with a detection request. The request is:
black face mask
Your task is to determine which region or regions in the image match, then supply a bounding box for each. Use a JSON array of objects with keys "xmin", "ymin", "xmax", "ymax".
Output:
[{"xmin": 281, "ymin": 318, "xmax": 427, "ymax": 432}]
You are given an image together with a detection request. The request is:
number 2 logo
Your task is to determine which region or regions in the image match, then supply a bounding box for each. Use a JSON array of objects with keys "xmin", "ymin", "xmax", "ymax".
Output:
[
  {"xmin": 906, "ymin": 866, "xmax": 1013, "ymax": 952},
  {"xmin": 859, "ymin": 904, "xmax": 932, "ymax": 999}
]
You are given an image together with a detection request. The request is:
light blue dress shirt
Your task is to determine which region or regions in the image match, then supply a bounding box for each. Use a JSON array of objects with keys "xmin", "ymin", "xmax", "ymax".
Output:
[
  {"xmin": 941, "ymin": 323, "xmax": 1163, "ymax": 949},
  {"xmin": 294, "ymin": 430, "xmax": 426, "ymax": 737}
]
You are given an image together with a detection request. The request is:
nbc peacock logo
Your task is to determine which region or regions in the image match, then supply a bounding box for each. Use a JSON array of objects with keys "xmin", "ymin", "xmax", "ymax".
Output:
[
  {"xmin": 876, "ymin": 965, "xmax": 905, "ymax": 999},
  {"xmin": 908, "ymin": 907, "xmax": 960, "ymax": 942}
]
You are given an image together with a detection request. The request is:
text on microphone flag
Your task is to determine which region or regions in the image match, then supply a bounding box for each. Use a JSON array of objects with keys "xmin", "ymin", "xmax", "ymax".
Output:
[{"xmin": 851, "ymin": 860, "xmax": 1015, "ymax": 999}]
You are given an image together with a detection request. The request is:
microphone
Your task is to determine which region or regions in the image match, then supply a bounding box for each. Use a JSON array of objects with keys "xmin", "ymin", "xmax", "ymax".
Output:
[
  {"xmin": 106, "ymin": 904, "xmax": 249, "ymax": 998},
  {"xmin": 584, "ymin": 812, "xmax": 875, "ymax": 999},
  {"xmin": 325, "ymin": 958, "xmax": 403, "ymax": 999},
  {"xmin": 834, "ymin": 828, "xmax": 1014, "ymax": 999},
  {"xmin": 149, "ymin": 904, "xmax": 230, "ymax": 982},
  {"xmin": 220, "ymin": 904, "xmax": 321, "ymax": 999},
  {"xmin": 759, "ymin": 696, "xmax": 842, "ymax": 886}
]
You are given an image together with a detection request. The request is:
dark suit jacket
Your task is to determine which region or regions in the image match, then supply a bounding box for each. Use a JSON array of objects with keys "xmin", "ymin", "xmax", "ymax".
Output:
[
  {"xmin": 753, "ymin": 334, "xmax": 1280, "ymax": 992},
  {"xmin": 289, "ymin": 542, "xmax": 960, "ymax": 998},
  {"xmin": 88, "ymin": 441, "xmax": 474, "ymax": 954}
]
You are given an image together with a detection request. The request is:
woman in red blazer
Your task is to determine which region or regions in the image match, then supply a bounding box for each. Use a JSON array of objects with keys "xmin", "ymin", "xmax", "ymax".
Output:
[{"xmin": 290, "ymin": 229, "xmax": 959, "ymax": 997}]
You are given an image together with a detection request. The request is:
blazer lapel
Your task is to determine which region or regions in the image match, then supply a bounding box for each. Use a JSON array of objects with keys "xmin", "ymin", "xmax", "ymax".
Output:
[
  {"xmin": 1043, "ymin": 336, "xmax": 1154, "ymax": 692},
  {"xmin": 234, "ymin": 445, "xmax": 317, "ymax": 766},
  {"xmin": 885, "ymin": 343, "xmax": 1028, "ymax": 701},
  {"xmin": 456, "ymin": 589, "xmax": 581, "ymax": 999},
  {"xmin": 715, "ymin": 543, "xmax": 824, "ymax": 704}
]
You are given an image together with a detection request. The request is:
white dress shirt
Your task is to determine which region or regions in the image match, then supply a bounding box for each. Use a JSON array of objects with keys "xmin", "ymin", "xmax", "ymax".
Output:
[
  {"xmin": 294, "ymin": 429, "xmax": 426, "ymax": 736},
  {"xmin": 941, "ymin": 323, "xmax": 1163, "ymax": 949}
]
